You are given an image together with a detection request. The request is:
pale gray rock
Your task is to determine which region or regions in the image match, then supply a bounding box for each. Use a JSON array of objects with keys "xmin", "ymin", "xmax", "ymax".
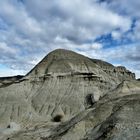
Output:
[
  {"xmin": 0, "ymin": 75, "xmax": 23, "ymax": 88},
  {"xmin": 0, "ymin": 49, "xmax": 139, "ymax": 140}
]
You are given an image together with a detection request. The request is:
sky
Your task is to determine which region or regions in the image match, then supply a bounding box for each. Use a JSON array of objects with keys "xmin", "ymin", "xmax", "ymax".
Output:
[{"xmin": 0, "ymin": 0, "xmax": 140, "ymax": 78}]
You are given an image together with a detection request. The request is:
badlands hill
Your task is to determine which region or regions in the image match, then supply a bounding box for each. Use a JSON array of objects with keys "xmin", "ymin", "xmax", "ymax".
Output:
[{"xmin": 0, "ymin": 49, "xmax": 139, "ymax": 140}]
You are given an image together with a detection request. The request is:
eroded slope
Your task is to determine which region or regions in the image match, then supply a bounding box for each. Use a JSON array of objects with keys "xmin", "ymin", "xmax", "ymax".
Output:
[{"xmin": 0, "ymin": 49, "xmax": 138, "ymax": 140}]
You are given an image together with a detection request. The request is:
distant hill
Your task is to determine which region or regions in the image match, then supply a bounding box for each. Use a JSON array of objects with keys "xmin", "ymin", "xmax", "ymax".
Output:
[{"xmin": 0, "ymin": 75, "xmax": 23, "ymax": 87}]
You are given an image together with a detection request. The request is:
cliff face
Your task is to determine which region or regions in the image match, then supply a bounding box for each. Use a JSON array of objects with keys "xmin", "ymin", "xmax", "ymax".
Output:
[
  {"xmin": 91, "ymin": 59, "xmax": 135, "ymax": 80},
  {"xmin": 0, "ymin": 49, "xmax": 139, "ymax": 140}
]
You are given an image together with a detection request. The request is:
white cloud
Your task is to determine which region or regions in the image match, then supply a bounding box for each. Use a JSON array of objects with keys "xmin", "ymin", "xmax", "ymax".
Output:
[
  {"xmin": 0, "ymin": 42, "xmax": 18, "ymax": 54},
  {"xmin": 0, "ymin": 68, "xmax": 25, "ymax": 77},
  {"xmin": 133, "ymin": 70, "xmax": 140, "ymax": 79},
  {"xmin": 101, "ymin": 0, "xmax": 140, "ymax": 42},
  {"xmin": 103, "ymin": 0, "xmax": 140, "ymax": 18},
  {"xmin": 0, "ymin": 0, "xmax": 139, "ymax": 78},
  {"xmin": 90, "ymin": 43, "xmax": 103, "ymax": 49},
  {"xmin": 132, "ymin": 20, "xmax": 140, "ymax": 40},
  {"xmin": 111, "ymin": 31, "xmax": 122, "ymax": 40},
  {"xmin": 0, "ymin": 0, "xmax": 132, "ymax": 49},
  {"xmin": 23, "ymin": 0, "xmax": 131, "ymax": 41}
]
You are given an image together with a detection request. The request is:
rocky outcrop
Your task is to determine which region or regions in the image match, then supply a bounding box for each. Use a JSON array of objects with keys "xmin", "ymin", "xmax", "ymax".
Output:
[
  {"xmin": 0, "ymin": 75, "xmax": 23, "ymax": 88},
  {"xmin": 0, "ymin": 49, "xmax": 139, "ymax": 140},
  {"xmin": 91, "ymin": 59, "xmax": 135, "ymax": 80}
]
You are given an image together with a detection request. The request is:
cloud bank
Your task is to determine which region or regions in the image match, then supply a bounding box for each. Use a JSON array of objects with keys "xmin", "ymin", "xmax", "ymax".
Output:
[{"xmin": 0, "ymin": 0, "xmax": 139, "ymax": 78}]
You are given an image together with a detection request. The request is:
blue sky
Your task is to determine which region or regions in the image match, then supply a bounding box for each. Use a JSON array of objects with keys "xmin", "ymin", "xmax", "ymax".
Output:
[{"xmin": 0, "ymin": 0, "xmax": 140, "ymax": 78}]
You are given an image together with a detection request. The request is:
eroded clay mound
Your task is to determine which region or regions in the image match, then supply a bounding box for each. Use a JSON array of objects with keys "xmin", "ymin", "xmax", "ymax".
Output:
[{"xmin": 0, "ymin": 49, "xmax": 138, "ymax": 140}]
